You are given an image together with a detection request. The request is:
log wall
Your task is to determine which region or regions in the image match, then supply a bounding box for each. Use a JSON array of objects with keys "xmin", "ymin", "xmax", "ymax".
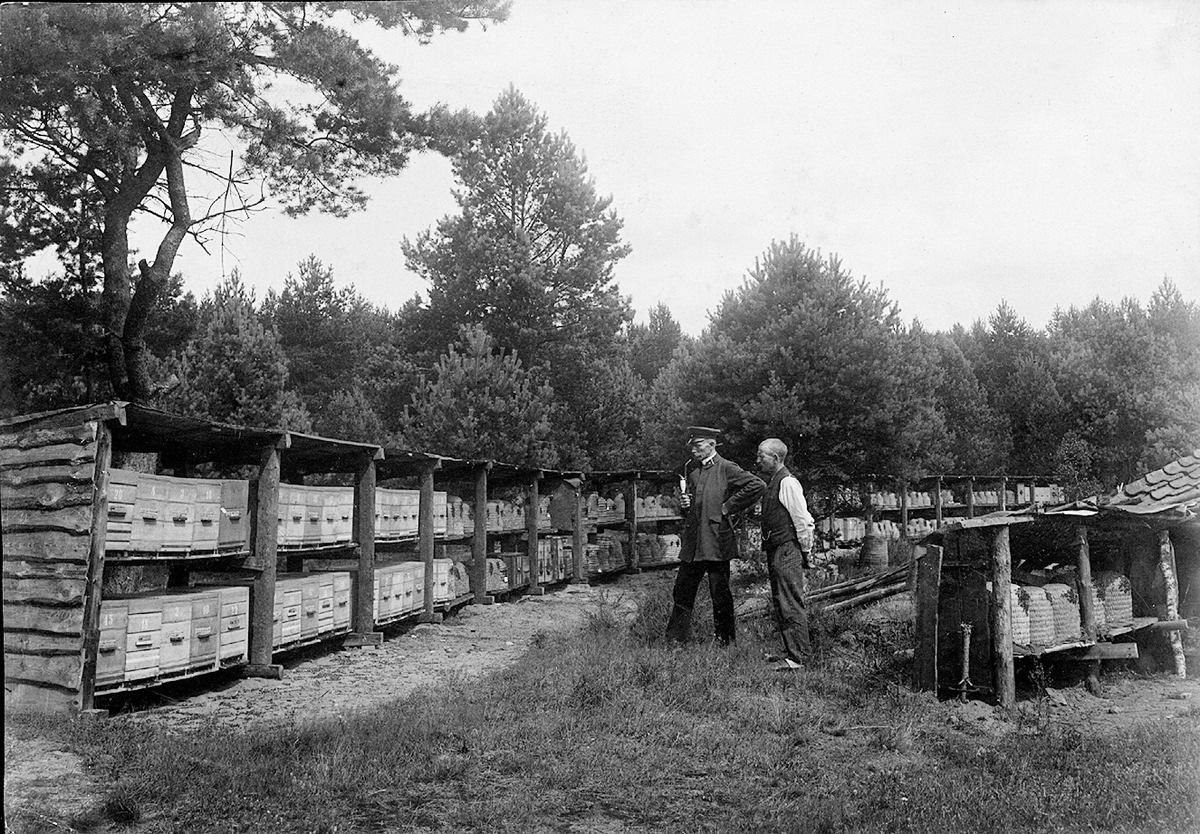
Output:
[{"xmin": 2, "ymin": 413, "xmax": 103, "ymax": 714}]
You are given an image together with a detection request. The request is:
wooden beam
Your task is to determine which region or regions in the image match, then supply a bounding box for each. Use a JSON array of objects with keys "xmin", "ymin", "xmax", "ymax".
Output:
[
  {"xmin": 79, "ymin": 420, "xmax": 110, "ymax": 712},
  {"xmin": 1075, "ymin": 525, "xmax": 1101, "ymax": 693},
  {"xmin": 913, "ymin": 544, "xmax": 943, "ymax": 692},
  {"xmin": 1159, "ymin": 529, "xmax": 1187, "ymax": 678},
  {"xmin": 571, "ymin": 481, "xmax": 586, "ymax": 584},
  {"xmin": 966, "ymin": 478, "xmax": 975, "ymax": 519},
  {"xmin": 934, "ymin": 476, "xmax": 943, "ymax": 529},
  {"xmin": 526, "ymin": 473, "xmax": 544, "ymax": 594},
  {"xmin": 249, "ymin": 444, "xmax": 280, "ymax": 667},
  {"xmin": 472, "ymin": 463, "xmax": 490, "ymax": 603},
  {"xmin": 352, "ymin": 451, "xmax": 377, "ymax": 636},
  {"xmin": 625, "ymin": 478, "xmax": 639, "ymax": 573},
  {"xmin": 989, "ymin": 526, "xmax": 1015, "ymax": 710},
  {"xmin": 419, "ymin": 462, "xmax": 437, "ymax": 620}
]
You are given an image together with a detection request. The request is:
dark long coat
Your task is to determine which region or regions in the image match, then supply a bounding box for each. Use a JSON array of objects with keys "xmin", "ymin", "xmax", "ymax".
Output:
[{"xmin": 680, "ymin": 454, "xmax": 766, "ymax": 563}]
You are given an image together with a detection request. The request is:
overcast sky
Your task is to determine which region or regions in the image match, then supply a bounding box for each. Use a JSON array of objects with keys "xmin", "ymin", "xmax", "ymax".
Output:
[{"xmin": 161, "ymin": 0, "xmax": 1200, "ymax": 335}]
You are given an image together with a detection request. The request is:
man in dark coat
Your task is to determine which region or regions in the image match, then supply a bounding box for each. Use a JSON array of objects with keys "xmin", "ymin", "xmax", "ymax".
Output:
[{"xmin": 666, "ymin": 426, "xmax": 766, "ymax": 646}]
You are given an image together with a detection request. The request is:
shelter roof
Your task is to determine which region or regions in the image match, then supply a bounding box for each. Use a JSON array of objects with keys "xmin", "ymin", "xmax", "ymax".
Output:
[{"xmin": 1043, "ymin": 450, "xmax": 1200, "ymax": 525}]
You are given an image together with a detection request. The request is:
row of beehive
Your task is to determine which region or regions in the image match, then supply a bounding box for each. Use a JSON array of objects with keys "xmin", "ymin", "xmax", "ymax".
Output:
[
  {"xmin": 584, "ymin": 492, "xmax": 681, "ymax": 524},
  {"xmin": 106, "ymin": 469, "xmax": 251, "ymax": 554},
  {"xmin": 96, "ymin": 586, "xmax": 249, "ymax": 690},
  {"xmin": 870, "ymin": 485, "xmax": 1065, "ymax": 509},
  {"xmin": 1010, "ymin": 571, "xmax": 1134, "ymax": 648},
  {"xmin": 586, "ymin": 535, "xmax": 627, "ymax": 574},
  {"xmin": 95, "ymin": 560, "xmax": 460, "ymax": 692},
  {"xmin": 104, "ymin": 469, "xmax": 467, "ymax": 553}
]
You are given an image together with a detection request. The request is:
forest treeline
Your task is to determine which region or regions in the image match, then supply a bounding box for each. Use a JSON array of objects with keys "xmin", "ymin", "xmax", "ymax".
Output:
[{"xmin": 1, "ymin": 5, "xmax": 1197, "ymax": 500}]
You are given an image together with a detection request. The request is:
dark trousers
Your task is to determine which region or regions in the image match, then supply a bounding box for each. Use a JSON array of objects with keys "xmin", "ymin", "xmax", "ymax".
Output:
[
  {"xmin": 666, "ymin": 560, "xmax": 736, "ymax": 645},
  {"xmin": 767, "ymin": 540, "xmax": 811, "ymax": 663}
]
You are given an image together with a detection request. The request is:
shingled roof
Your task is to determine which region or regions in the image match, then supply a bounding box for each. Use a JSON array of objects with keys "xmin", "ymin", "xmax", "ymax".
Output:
[{"xmin": 1107, "ymin": 450, "xmax": 1200, "ymax": 516}]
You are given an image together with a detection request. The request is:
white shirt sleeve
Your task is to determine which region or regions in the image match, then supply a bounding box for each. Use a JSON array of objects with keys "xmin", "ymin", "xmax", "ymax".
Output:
[{"xmin": 779, "ymin": 475, "xmax": 815, "ymax": 550}]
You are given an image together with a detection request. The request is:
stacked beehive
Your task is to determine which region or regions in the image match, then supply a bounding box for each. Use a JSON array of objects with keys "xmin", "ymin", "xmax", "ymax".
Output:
[
  {"xmin": 95, "ymin": 586, "xmax": 250, "ymax": 691},
  {"xmin": 105, "ymin": 469, "xmax": 251, "ymax": 555}
]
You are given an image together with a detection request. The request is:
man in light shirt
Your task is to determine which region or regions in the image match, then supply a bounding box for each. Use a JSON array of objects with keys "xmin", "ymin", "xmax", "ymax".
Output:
[{"xmin": 755, "ymin": 437, "xmax": 815, "ymax": 670}]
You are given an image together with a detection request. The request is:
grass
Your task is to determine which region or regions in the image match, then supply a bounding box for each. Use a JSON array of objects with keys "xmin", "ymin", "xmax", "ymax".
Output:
[{"xmin": 5, "ymin": 583, "xmax": 1199, "ymax": 833}]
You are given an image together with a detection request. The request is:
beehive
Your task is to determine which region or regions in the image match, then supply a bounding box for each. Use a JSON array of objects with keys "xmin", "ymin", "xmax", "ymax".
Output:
[
  {"xmin": 1009, "ymin": 585, "xmax": 1032, "ymax": 645},
  {"xmin": 1042, "ymin": 583, "xmax": 1082, "ymax": 644},
  {"xmin": 1022, "ymin": 586, "xmax": 1057, "ymax": 646},
  {"xmin": 1094, "ymin": 571, "xmax": 1133, "ymax": 630}
]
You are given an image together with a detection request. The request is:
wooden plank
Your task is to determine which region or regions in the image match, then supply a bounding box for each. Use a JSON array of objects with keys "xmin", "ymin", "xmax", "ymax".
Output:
[
  {"xmin": 913, "ymin": 544, "xmax": 943, "ymax": 691},
  {"xmin": 0, "ymin": 422, "xmax": 97, "ymax": 451},
  {"xmin": 0, "ymin": 481, "xmax": 94, "ymax": 511},
  {"xmin": 2, "ymin": 559, "xmax": 90, "ymax": 581},
  {"xmin": 0, "ymin": 442, "xmax": 97, "ymax": 469},
  {"xmin": 79, "ymin": 420, "xmax": 112, "ymax": 711},
  {"xmin": 353, "ymin": 451, "xmax": 377, "ymax": 635},
  {"xmin": 1, "ymin": 530, "xmax": 92, "ymax": 562},
  {"xmin": 989, "ymin": 526, "xmax": 1015, "ymax": 710},
  {"xmin": 5, "ymin": 631, "xmax": 83, "ymax": 656},
  {"xmin": 1069, "ymin": 642, "xmax": 1139, "ymax": 661},
  {"xmin": 3, "ymin": 681, "xmax": 78, "ymax": 714},
  {"xmin": 2, "ymin": 603, "xmax": 84, "ymax": 635},
  {"xmin": 2, "ymin": 505, "xmax": 93, "ymax": 535},
  {"xmin": 2, "ymin": 577, "xmax": 86, "ymax": 606},
  {"xmin": 0, "ymin": 403, "xmax": 121, "ymax": 433},
  {"xmin": 0, "ymin": 463, "xmax": 96, "ymax": 488},
  {"xmin": 249, "ymin": 445, "xmax": 280, "ymax": 666},
  {"xmin": 1159, "ymin": 529, "xmax": 1187, "ymax": 678},
  {"xmin": 4, "ymin": 652, "xmax": 81, "ymax": 689}
]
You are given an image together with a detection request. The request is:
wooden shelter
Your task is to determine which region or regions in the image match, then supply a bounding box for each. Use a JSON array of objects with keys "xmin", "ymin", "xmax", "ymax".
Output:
[{"xmin": 914, "ymin": 451, "xmax": 1198, "ymax": 708}]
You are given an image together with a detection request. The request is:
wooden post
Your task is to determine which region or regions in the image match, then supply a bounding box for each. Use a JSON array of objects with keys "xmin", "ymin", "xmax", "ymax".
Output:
[
  {"xmin": 989, "ymin": 526, "xmax": 1015, "ymax": 710},
  {"xmin": 1074, "ymin": 525, "xmax": 1101, "ymax": 693},
  {"xmin": 625, "ymin": 478, "xmax": 639, "ymax": 572},
  {"xmin": 351, "ymin": 451, "xmax": 377, "ymax": 637},
  {"xmin": 899, "ymin": 478, "xmax": 909, "ymax": 539},
  {"xmin": 998, "ymin": 476, "xmax": 1008, "ymax": 511},
  {"xmin": 79, "ymin": 420, "xmax": 113, "ymax": 712},
  {"xmin": 933, "ymin": 476, "xmax": 943, "ymax": 529},
  {"xmin": 571, "ymin": 480, "xmax": 586, "ymax": 584},
  {"xmin": 472, "ymin": 463, "xmax": 492, "ymax": 604},
  {"xmin": 526, "ymin": 473, "xmax": 544, "ymax": 595},
  {"xmin": 1159, "ymin": 529, "xmax": 1187, "ymax": 678},
  {"xmin": 418, "ymin": 462, "xmax": 441, "ymax": 622},
  {"xmin": 913, "ymin": 543, "xmax": 943, "ymax": 692},
  {"xmin": 966, "ymin": 478, "xmax": 975, "ymax": 519},
  {"xmin": 246, "ymin": 443, "xmax": 282, "ymax": 677}
]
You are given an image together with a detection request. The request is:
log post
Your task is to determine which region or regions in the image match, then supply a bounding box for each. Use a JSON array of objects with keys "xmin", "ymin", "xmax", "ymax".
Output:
[
  {"xmin": 246, "ymin": 443, "xmax": 282, "ymax": 676},
  {"xmin": 1075, "ymin": 525, "xmax": 1101, "ymax": 693},
  {"xmin": 351, "ymin": 451, "xmax": 377, "ymax": 637},
  {"xmin": 913, "ymin": 543, "xmax": 943, "ymax": 692},
  {"xmin": 79, "ymin": 420, "xmax": 113, "ymax": 712},
  {"xmin": 472, "ymin": 463, "xmax": 492, "ymax": 604},
  {"xmin": 526, "ymin": 472, "xmax": 544, "ymax": 595},
  {"xmin": 625, "ymin": 478, "xmax": 640, "ymax": 573},
  {"xmin": 934, "ymin": 476, "xmax": 943, "ymax": 529},
  {"xmin": 571, "ymin": 480, "xmax": 586, "ymax": 584},
  {"xmin": 989, "ymin": 525, "xmax": 1015, "ymax": 710},
  {"xmin": 966, "ymin": 478, "xmax": 975, "ymax": 519},
  {"xmin": 899, "ymin": 478, "xmax": 909, "ymax": 539},
  {"xmin": 1159, "ymin": 529, "xmax": 1187, "ymax": 678},
  {"xmin": 418, "ymin": 462, "xmax": 440, "ymax": 622},
  {"xmin": 998, "ymin": 476, "xmax": 1008, "ymax": 511}
]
